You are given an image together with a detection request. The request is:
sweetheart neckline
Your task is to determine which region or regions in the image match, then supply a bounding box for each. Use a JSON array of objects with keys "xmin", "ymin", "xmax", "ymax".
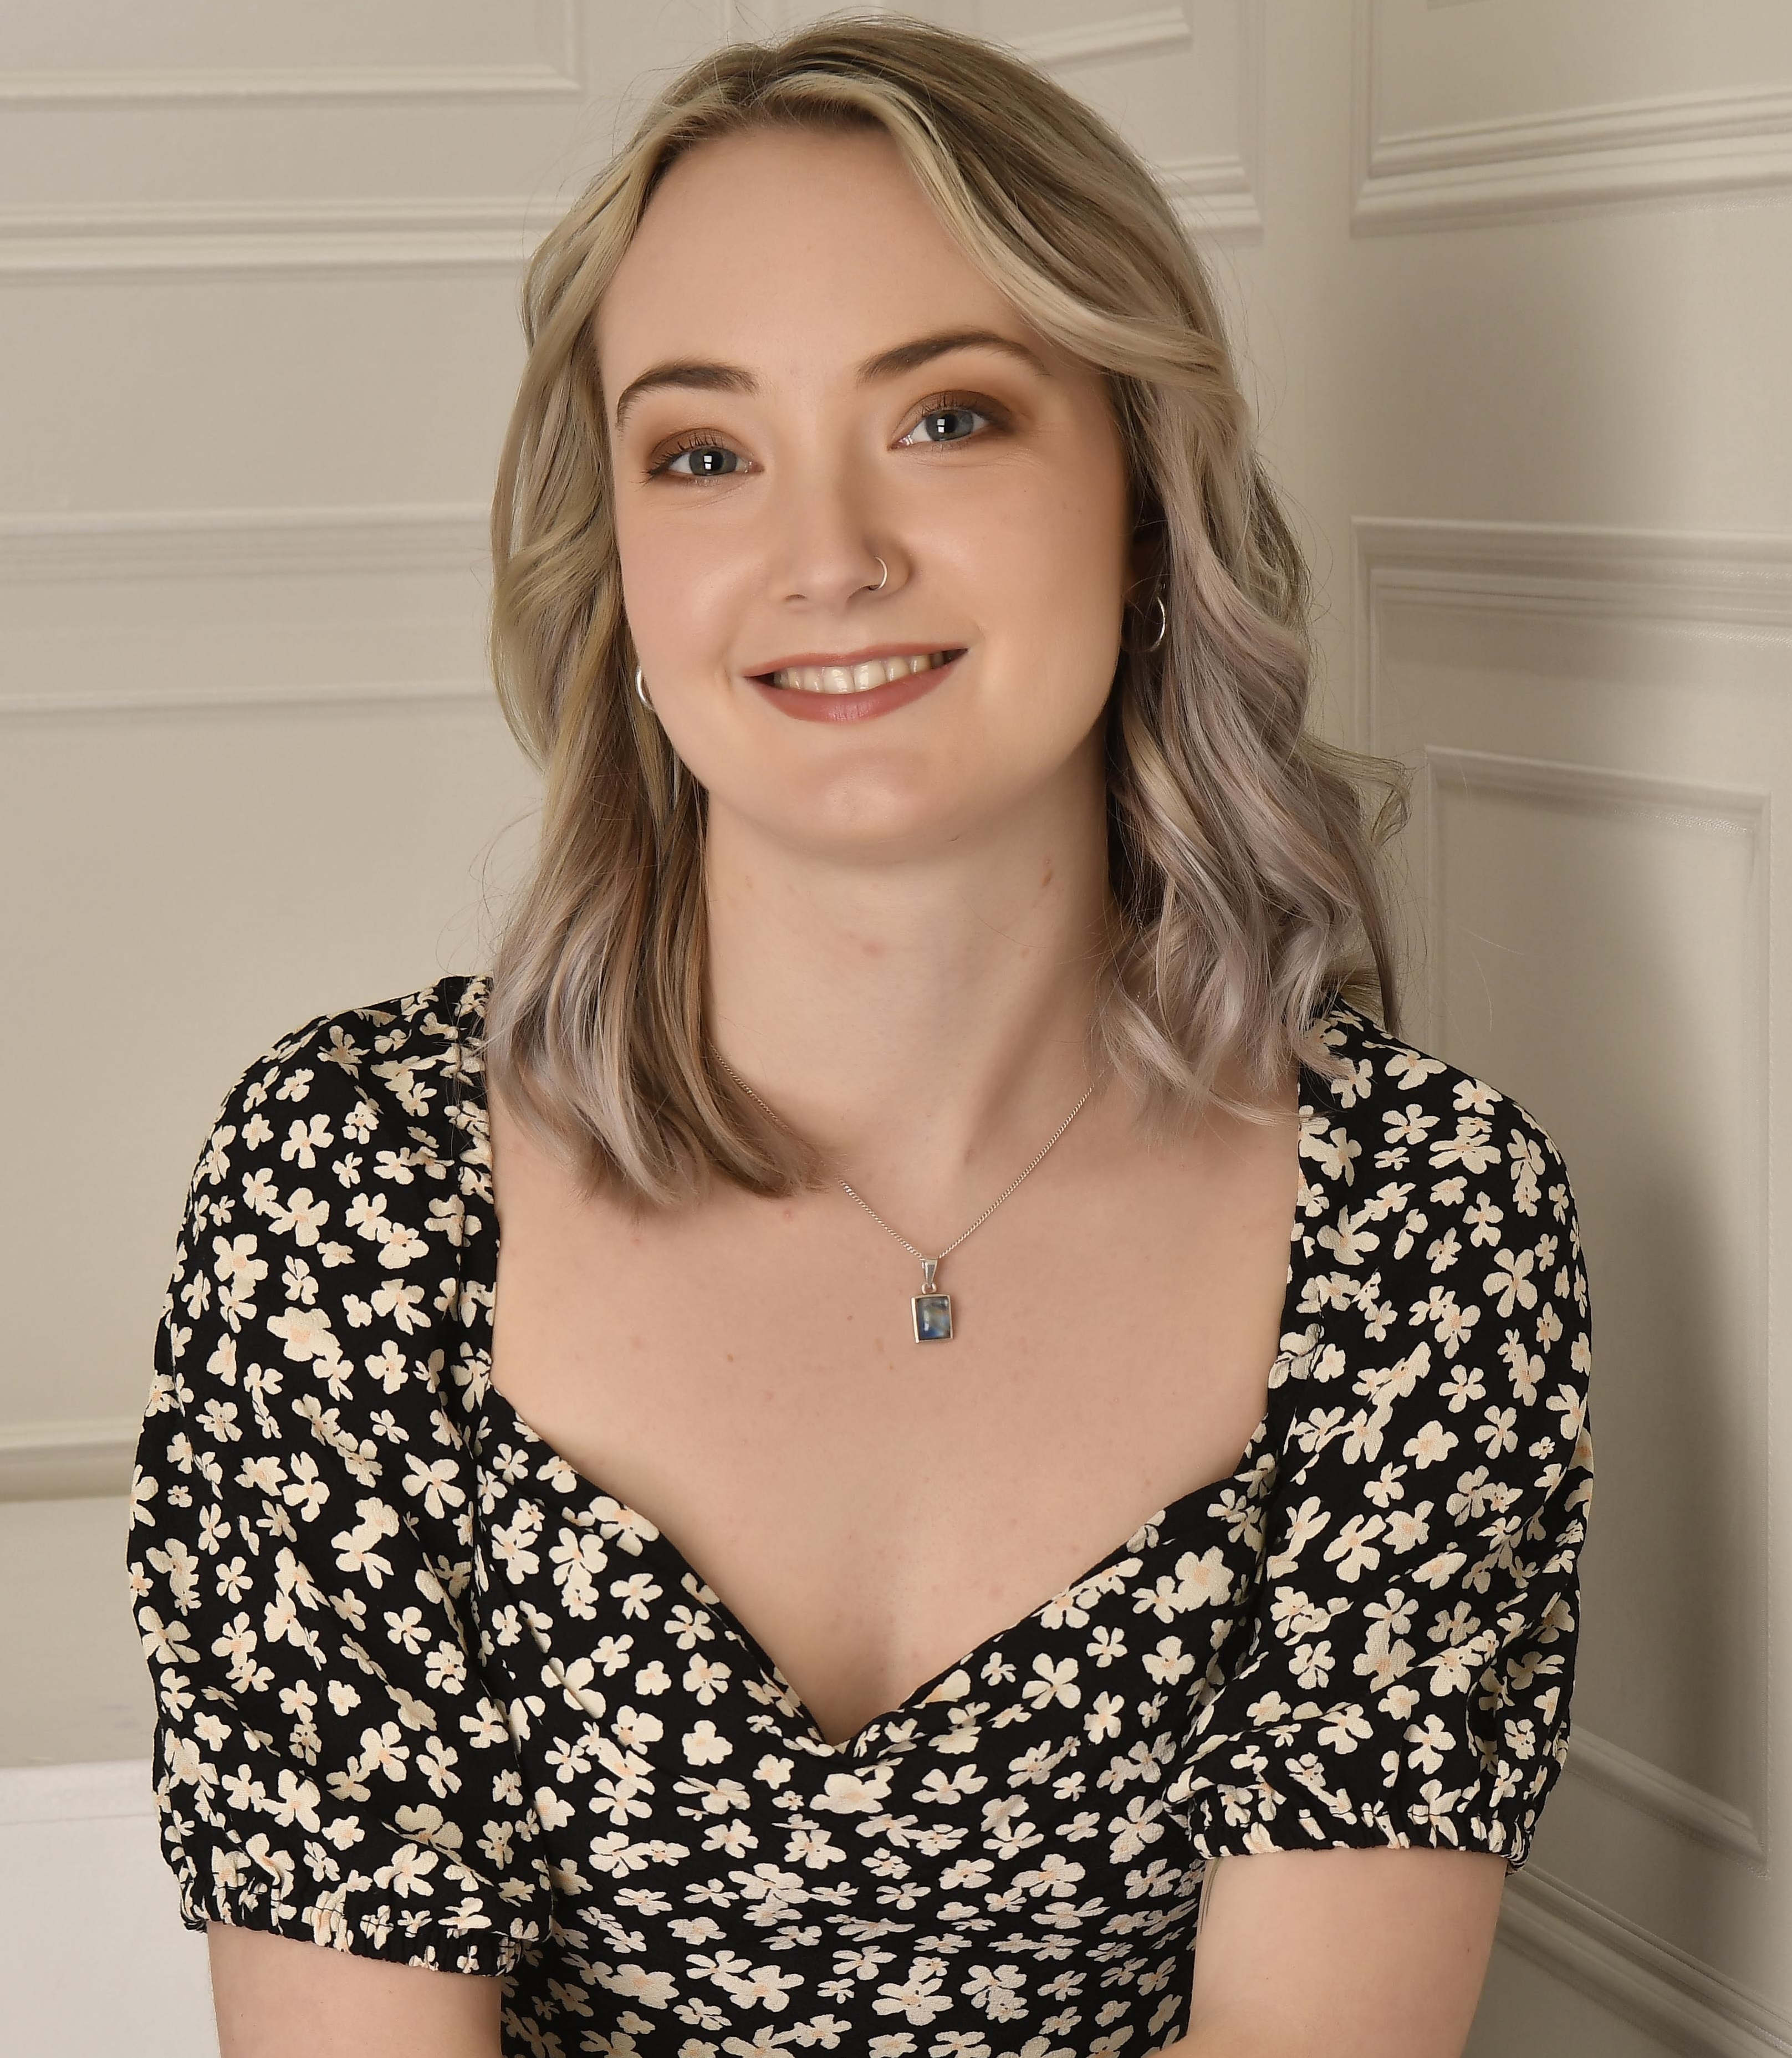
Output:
[
  {"xmin": 472, "ymin": 1369, "xmax": 1288, "ymax": 1758},
  {"xmin": 448, "ymin": 979, "xmax": 1320, "ymax": 1758}
]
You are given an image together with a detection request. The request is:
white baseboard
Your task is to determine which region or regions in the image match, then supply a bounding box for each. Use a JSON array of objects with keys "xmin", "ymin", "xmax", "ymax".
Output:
[{"xmin": 1502, "ymin": 1869, "xmax": 1792, "ymax": 2058}]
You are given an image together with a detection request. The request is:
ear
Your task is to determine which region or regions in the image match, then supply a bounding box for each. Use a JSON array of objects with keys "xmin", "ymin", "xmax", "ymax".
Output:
[{"xmin": 1126, "ymin": 520, "xmax": 1163, "ymax": 602}]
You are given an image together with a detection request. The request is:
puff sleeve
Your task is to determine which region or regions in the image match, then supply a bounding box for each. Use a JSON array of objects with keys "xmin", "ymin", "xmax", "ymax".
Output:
[
  {"xmin": 1172, "ymin": 1030, "xmax": 1594, "ymax": 1868},
  {"xmin": 125, "ymin": 998, "xmax": 550, "ymax": 1972}
]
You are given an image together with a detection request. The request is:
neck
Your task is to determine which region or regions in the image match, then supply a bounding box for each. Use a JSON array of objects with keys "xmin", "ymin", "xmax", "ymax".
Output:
[{"xmin": 703, "ymin": 754, "xmax": 1119, "ymax": 1235}]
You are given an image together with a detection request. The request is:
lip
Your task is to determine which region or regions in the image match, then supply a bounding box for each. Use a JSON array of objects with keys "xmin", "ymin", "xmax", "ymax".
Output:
[{"xmin": 748, "ymin": 649, "xmax": 964, "ymax": 724}]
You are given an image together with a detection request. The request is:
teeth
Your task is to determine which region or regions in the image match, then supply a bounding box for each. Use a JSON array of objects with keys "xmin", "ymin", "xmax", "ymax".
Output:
[{"xmin": 768, "ymin": 650, "xmax": 956, "ymax": 693}]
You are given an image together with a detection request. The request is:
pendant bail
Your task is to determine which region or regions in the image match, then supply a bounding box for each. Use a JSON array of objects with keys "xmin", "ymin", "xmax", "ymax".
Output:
[{"xmin": 921, "ymin": 1257, "xmax": 938, "ymax": 1293}]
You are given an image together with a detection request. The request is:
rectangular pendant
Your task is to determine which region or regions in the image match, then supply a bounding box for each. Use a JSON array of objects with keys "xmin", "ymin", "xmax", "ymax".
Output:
[{"xmin": 912, "ymin": 1292, "xmax": 954, "ymax": 1342}]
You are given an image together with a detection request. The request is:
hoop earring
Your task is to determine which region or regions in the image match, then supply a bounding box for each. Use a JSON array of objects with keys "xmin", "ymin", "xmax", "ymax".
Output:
[
  {"xmin": 632, "ymin": 663, "xmax": 682, "ymax": 808},
  {"xmin": 1122, "ymin": 590, "xmax": 1170, "ymax": 658}
]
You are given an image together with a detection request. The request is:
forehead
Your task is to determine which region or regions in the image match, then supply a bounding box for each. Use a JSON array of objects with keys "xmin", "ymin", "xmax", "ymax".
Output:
[{"xmin": 596, "ymin": 125, "xmax": 1056, "ymax": 389}]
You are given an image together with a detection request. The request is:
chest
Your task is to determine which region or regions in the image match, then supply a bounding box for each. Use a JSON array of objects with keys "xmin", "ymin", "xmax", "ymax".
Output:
[{"xmin": 484, "ymin": 1095, "xmax": 1301, "ymax": 1744}]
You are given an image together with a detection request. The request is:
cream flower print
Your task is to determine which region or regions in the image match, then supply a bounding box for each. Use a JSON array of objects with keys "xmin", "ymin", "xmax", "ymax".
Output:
[{"xmin": 129, "ymin": 981, "xmax": 1590, "ymax": 2055}]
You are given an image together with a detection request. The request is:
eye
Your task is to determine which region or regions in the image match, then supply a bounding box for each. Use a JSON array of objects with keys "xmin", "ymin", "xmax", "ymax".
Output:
[
  {"xmin": 647, "ymin": 435, "xmax": 748, "ymax": 481},
  {"xmin": 898, "ymin": 395, "xmax": 1003, "ymax": 450}
]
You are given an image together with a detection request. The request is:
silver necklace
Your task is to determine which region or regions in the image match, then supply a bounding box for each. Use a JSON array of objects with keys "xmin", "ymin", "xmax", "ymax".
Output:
[{"xmin": 717, "ymin": 1055, "xmax": 1097, "ymax": 1343}]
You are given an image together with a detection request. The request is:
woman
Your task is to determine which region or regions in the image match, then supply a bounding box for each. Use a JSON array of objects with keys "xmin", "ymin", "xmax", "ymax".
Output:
[{"xmin": 128, "ymin": 17, "xmax": 1592, "ymax": 2057}]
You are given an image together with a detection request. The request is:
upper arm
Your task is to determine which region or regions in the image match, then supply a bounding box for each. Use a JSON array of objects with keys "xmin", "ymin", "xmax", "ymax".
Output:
[
  {"xmin": 1157, "ymin": 1033, "xmax": 1591, "ymax": 2051},
  {"xmin": 1184, "ymin": 1846, "xmax": 1505, "ymax": 2058},
  {"xmin": 1173, "ymin": 1066, "xmax": 1593, "ymax": 1870},
  {"xmin": 208, "ymin": 1922, "xmax": 501, "ymax": 2058},
  {"xmin": 128, "ymin": 998, "xmax": 549, "ymax": 2008}
]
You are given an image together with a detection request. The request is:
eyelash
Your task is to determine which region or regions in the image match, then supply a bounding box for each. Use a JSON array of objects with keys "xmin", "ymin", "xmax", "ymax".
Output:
[{"xmin": 643, "ymin": 391, "xmax": 1007, "ymax": 481}]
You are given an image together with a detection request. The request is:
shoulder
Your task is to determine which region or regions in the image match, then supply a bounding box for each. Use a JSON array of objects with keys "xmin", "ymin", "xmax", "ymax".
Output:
[
  {"xmin": 160, "ymin": 975, "xmax": 494, "ymax": 1436},
  {"xmin": 185, "ymin": 976, "xmax": 488, "ymax": 1219},
  {"xmin": 1284, "ymin": 1000, "xmax": 1588, "ymax": 1482},
  {"xmin": 183, "ymin": 966, "xmax": 493, "ymax": 1235},
  {"xmin": 1283, "ymin": 997, "xmax": 1591, "ymax": 1474},
  {"xmin": 1301, "ymin": 999, "xmax": 1577, "ymax": 1223},
  {"xmin": 200, "ymin": 975, "xmax": 487, "ymax": 1153}
]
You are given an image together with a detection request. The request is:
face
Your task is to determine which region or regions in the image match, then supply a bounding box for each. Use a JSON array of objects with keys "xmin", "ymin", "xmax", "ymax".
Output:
[{"xmin": 598, "ymin": 123, "xmax": 1137, "ymax": 860}]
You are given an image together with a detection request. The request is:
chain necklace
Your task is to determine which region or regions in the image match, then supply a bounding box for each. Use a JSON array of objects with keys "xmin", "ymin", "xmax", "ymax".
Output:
[{"xmin": 716, "ymin": 1054, "xmax": 1097, "ymax": 1343}]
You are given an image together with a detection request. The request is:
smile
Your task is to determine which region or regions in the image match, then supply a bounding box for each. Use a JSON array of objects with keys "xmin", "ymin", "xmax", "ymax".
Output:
[
  {"xmin": 759, "ymin": 648, "xmax": 963, "ymax": 694},
  {"xmin": 746, "ymin": 645, "xmax": 966, "ymax": 726}
]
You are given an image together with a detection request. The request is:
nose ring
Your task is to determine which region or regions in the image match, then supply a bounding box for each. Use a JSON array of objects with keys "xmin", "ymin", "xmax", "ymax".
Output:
[{"xmin": 871, "ymin": 556, "xmax": 888, "ymax": 592}]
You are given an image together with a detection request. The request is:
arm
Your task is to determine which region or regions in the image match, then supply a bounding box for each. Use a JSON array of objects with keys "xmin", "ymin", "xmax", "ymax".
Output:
[
  {"xmin": 1174, "ymin": 1846, "xmax": 1504, "ymax": 2058},
  {"xmin": 1156, "ymin": 1046, "xmax": 1591, "ymax": 2056},
  {"xmin": 208, "ymin": 1925, "xmax": 501, "ymax": 2058},
  {"xmin": 127, "ymin": 998, "xmax": 548, "ymax": 2047}
]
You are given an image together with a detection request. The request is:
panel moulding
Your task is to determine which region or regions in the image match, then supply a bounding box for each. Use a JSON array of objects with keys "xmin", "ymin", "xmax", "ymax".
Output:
[
  {"xmin": 1415, "ymin": 748, "xmax": 1769, "ymax": 1314},
  {"xmin": 1015, "ymin": 1, "xmax": 1265, "ymax": 245},
  {"xmin": 0, "ymin": 678, "xmax": 494, "ymax": 723},
  {"xmin": 1352, "ymin": 516, "xmax": 1792, "ymax": 751},
  {"xmin": 1570, "ymin": 1728, "xmax": 1765, "ymax": 1868},
  {"xmin": 716, "ymin": 1, "xmax": 891, "ymax": 33},
  {"xmin": 0, "ymin": 197, "xmax": 555, "ymax": 280},
  {"xmin": 1421, "ymin": 743, "xmax": 1768, "ymax": 844},
  {"xmin": 0, "ymin": 503, "xmax": 498, "ymax": 723},
  {"xmin": 1012, "ymin": 6, "xmax": 1196, "ymax": 70},
  {"xmin": 0, "ymin": 4, "xmax": 1263, "ymax": 274},
  {"xmin": 1351, "ymin": 0, "xmax": 1792, "ymax": 231},
  {"xmin": 0, "ymin": 1419, "xmax": 140, "ymax": 1503},
  {"xmin": 1500, "ymin": 1868, "xmax": 1792, "ymax": 2058},
  {"xmin": 0, "ymin": 3, "xmax": 581, "ymax": 276},
  {"xmin": 0, "ymin": 0, "xmax": 581, "ymax": 108},
  {"xmin": 1153, "ymin": 154, "xmax": 1262, "ymax": 242},
  {"xmin": 0, "ymin": 503, "xmax": 489, "ymax": 584}
]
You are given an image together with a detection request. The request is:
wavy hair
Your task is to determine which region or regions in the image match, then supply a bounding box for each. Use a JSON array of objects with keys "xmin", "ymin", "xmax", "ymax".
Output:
[{"xmin": 485, "ymin": 11, "xmax": 1408, "ymax": 1205}]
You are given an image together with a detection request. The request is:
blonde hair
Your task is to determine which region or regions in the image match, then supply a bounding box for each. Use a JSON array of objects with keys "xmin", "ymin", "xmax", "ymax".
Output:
[{"xmin": 486, "ymin": 11, "xmax": 1408, "ymax": 1206}]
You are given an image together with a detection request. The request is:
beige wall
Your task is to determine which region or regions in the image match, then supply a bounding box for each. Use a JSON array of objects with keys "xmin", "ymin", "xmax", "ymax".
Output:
[{"xmin": 2, "ymin": 4, "xmax": 1788, "ymax": 2054}]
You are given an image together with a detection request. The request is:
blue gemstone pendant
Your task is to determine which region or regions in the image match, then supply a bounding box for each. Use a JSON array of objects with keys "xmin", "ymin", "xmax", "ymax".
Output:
[{"xmin": 912, "ymin": 1257, "xmax": 954, "ymax": 1342}]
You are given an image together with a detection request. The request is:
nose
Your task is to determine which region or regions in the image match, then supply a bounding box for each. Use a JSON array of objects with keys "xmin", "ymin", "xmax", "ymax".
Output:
[{"xmin": 761, "ymin": 452, "xmax": 894, "ymax": 607}]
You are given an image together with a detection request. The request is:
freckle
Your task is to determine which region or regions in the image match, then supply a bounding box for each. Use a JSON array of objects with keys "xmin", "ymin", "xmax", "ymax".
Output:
[{"xmin": 725, "ymin": 1352, "xmax": 735, "ymax": 1362}]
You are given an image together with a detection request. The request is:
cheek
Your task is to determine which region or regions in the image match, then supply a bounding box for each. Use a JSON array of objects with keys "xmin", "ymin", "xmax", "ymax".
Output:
[
  {"xmin": 972, "ymin": 472, "xmax": 1129, "ymax": 713},
  {"xmin": 616, "ymin": 509, "xmax": 743, "ymax": 672}
]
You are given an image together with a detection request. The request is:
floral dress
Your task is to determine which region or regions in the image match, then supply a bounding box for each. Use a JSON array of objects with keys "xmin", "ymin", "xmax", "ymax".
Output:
[{"xmin": 127, "ymin": 977, "xmax": 1593, "ymax": 2057}]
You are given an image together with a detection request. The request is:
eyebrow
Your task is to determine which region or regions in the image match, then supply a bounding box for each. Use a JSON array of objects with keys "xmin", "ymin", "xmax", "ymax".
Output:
[{"xmin": 609, "ymin": 327, "xmax": 1053, "ymax": 432}]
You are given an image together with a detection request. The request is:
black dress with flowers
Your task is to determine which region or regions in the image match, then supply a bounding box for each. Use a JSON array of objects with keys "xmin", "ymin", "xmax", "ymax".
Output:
[{"xmin": 128, "ymin": 977, "xmax": 1592, "ymax": 2057}]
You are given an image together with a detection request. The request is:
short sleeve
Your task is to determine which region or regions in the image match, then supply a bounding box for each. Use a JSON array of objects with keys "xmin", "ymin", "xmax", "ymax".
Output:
[
  {"xmin": 1172, "ymin": 1028, "xmax": 1594, "ymax": 1869},
  {"xmin": 125, "ymin": 994, "xmax": 550, "ymax": 1973}
]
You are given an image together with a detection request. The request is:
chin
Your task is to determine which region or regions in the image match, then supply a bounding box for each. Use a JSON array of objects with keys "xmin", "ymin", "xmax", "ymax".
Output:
[{"xmin": 709, "ymin": 764, "xmax": 994, "ymax": 862}]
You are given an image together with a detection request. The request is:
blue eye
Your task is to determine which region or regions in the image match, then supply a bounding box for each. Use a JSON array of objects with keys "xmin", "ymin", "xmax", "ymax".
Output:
[
  {"xmin": 647, "ymin": 394, "xmax": 1002, "ymax": 481},
  {"xmin": 902, "ymin": 403, "xmax": 991, "ymax": 447},
  {"xmin": 656, "ymin": 442, "xmax": 742, "ymax": 479}
]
